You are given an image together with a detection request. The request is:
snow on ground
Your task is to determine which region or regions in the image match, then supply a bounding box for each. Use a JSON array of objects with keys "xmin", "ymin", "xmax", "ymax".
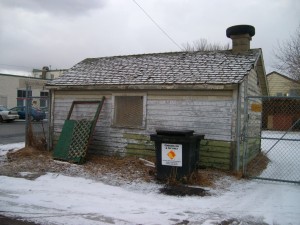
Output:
[
  {"xmin": 0, "ymin": 172, "xmax": 299, "ymax": 225},
  {"xmin": 0, "ymin": 142, "xmax": 25, "ymax": 163},
  {"xmin": 0, "ymin": 142, "xmax": 25, "ymax": 157},
  {"xmin": 260, "ymin": 131, "xmax": 300, "ymax": 182},
  {"xmin": 0, "ymin": 134, "xmax": 300, "ymax": 225}
]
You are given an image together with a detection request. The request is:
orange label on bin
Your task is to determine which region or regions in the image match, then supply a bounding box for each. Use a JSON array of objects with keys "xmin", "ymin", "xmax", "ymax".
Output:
[
  {"xmin": 162, "ymin": 143, "xmax": 182, "ymax": 167},
  {"xmin": 167, "ymin": 150, "xmax": 176, "ymax": 160}
]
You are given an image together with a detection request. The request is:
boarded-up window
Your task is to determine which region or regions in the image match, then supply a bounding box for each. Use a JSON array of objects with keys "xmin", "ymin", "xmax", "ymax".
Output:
[{"xmin": 114, "ymin": 96, "xmax": 143, "ymax": 128}]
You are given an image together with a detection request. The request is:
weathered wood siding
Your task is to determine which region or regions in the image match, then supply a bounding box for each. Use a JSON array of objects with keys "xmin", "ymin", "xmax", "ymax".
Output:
[
  {"xmin": 247, "ymin": 69, "xmax": 262, "ymax": 97},
  {"xmin": 236, "ymin": 69, "xmax": 263, "ymax": 168},
  {"xmin": 147, "ymin": 91, "xmax": 235, "ymax": 170},
  {"xmin": 51, "ymin": 89, "xmax": 236, "ymax": 168},
  {"xmin": 146, "ymin": 91, "xmax": 233, "ymax": 141},
  {"xmin": 199, "ymin": 140, "xmax": 233, "ymax": 170},
  {"xmin": 52, "ymin": 91, "xmax": 128, "ymax": 155},
  {"xmin": 246, "ymin": 69, "xmax": 263, "ymax": 162}
]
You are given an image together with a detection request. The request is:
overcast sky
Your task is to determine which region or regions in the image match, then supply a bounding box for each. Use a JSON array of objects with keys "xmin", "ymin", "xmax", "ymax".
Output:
[{"xmin": 0, "ymin": 0, "xmax": 299, "ymax": 76}]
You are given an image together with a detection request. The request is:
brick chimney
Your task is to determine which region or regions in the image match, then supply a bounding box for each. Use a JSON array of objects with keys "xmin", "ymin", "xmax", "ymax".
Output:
[
  {"xmin": 41, "ymin": 66, "xmax": 49, "ymax": 79},
  {"xmin": 226, "ymin": 25, "xmax": 255, "ymax": 53}
]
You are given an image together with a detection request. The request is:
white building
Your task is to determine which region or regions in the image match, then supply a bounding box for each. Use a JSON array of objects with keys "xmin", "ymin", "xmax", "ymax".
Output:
[
  {"xmin": 0, "ymin": 66, "xmax": 66, "ymax": 108},
  {"xmin": 0, "ymin": 74, "xmax": 49, "ymax": 108}
]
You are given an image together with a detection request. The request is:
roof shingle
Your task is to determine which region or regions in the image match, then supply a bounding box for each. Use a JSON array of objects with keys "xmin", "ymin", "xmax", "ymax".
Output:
[{"xmin": 47, "ymin": 49, "xmax": 261, "ymax": 87}]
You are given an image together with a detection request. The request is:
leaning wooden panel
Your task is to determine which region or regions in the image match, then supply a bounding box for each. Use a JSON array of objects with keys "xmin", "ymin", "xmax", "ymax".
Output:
[
  {"xmin": 52, "ymin": 97, "xmax": 105, "ymax": 164},
  {"xmin": 53, "ymin": 120, "xmax": 76, "ymax": 161}
]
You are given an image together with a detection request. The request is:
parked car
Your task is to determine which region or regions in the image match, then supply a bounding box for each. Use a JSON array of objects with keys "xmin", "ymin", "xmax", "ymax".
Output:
[
  {"xmin": 40, "ymin": 107, "xmax": 49, "ymax": 120},
  {"xmin": 10, "ymin": 106, "xmax": 46, "ymax": 121},
  {"xmin": 0, "ymin": 105, "xmax": 19, "ymax": 122}
]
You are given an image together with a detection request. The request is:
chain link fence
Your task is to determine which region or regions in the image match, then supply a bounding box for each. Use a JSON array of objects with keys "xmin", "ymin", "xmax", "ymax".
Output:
[
  {"xmin": 244, "ymin": 96, "xmax": 300, "ymax": 184},
  {"xmin": 24, "ymin": 96, "xmax": 49, "ymax": 151}
]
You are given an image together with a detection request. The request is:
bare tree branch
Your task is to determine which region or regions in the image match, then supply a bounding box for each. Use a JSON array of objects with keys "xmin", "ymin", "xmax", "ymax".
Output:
[
  {"xmin": 182, "ymin": 38, "xmax": 230, "ymax": 52},
  {"xmin": 273, "ymin": 25, "xmax": 300, "ymax": 80}
]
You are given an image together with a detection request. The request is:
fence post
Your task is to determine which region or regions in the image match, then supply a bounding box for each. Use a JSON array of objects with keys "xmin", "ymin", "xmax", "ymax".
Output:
[
  {"xmin": 25, "ymin": 83, "xmax": 31, "ymax": 147},
  {"xmin": 242, "ymin": 96, "xmax": 249, "ymax": 175}
]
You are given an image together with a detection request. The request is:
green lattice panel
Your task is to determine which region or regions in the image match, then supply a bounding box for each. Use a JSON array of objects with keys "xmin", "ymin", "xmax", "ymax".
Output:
[
  {"xmin": 53, "ymin": 120, "xmax": 77, "ymax": 161},
  {"xmin": 53, "ymin": 120, "xmax": 93, "ymax": 164},
  {"xmin": 68, "ymin": 120, "xmax": 93, "ymax": 163}
]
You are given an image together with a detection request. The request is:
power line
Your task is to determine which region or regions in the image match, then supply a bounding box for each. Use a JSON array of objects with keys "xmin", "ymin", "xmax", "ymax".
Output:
[{"xmin": 131, "ymin": 0, "xmax": 183, "ymax": 51}]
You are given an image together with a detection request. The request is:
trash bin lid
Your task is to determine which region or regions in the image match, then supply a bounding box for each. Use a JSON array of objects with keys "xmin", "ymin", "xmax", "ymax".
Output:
[{"xmin": 156, "ymin": 129, "xmax": 194, "ymax": 137}]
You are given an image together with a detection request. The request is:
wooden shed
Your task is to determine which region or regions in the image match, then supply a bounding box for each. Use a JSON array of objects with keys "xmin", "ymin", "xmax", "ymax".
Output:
[{"xmin": 46, "ymin": 25, "xmax": 269, "ymax": 171}]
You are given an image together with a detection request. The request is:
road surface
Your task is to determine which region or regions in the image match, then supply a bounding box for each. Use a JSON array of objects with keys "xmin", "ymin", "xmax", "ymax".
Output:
[{"xmin": 0, "ymin": 120, "xmax": 48, "ymax": 145}]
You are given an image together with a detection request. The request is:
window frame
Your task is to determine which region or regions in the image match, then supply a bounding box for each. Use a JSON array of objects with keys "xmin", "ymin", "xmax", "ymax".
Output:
[
  {"xmin": 111, "ymin": 93, "xmax": 147, "ymax": 129},
  {"xmin": 17, "ymin": 89, "xmax": 32, "ymax": 107},
  {"xmin": 17, "ymin": 89, "xmax": 32, "ymax": 98},
  {"xmin": 40, "ymin": 91, "xmax": 49, "ymax": 108}
]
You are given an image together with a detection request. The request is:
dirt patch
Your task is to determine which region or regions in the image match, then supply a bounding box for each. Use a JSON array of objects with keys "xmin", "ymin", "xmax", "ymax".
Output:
[
  {"xmin": 1, "ymin": 146, "xmax": 236, "ymax": 189},
  {"xmin": 246, "ymin": 152, "xmax": 270, "ymax": 177},
  {"xmin": 0, "ymin": 215, "xmax": 40, "ymax": 225},
  {"xmin": 160, "ymin": 185, "xmax": 209, "ymax": 196}
]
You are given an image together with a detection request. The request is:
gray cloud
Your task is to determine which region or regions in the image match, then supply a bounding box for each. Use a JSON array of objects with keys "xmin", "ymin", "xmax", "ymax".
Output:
[
  {"xmin": 0, "ymin": 0, "xmax": 299, "ymax": 76},
  {"xmin": 0, "ymin": 0, "xmax": 107, "ymax": 16}
]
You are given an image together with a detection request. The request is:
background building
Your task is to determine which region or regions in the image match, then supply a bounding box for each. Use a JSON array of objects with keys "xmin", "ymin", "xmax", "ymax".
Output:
[
  {"xmin": 267, "ymin": 71, "xmax": 300, "ymax": 96},
  {"xmin": 0, "ymin": 74, "xmax": 48, "ymax": 108},
  {"xmin": 0, "ymin": 67, "xmax": 66, "ymax": 108},
  {"xmin": 32, "ymin": 66, "xmax": 67, "ymax": 80}
]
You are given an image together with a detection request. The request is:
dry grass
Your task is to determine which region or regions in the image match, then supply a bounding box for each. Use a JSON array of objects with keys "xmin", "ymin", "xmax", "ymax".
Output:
[
  {"xmin": 7, "ymin": 146, "xmax": 50, "ymax": 160},
  {"xmin": 2, "ymin": 147, "xmax": 236, "ymax": 189},
  {"xmin": 26, "ymin": 122, "xmax": 47, "ymax": 151},
  {"xmin": 83, "ymin": 155, "xmax": 156, "ymax": 182},
  {"xmin": 246, "ymin": 152, "xmax": 270, "ymax": 177}
]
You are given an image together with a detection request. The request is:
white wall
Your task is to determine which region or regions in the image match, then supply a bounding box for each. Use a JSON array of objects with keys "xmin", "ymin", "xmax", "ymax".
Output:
[
  {"xmin": 0, "ymin": 74, "xmax": 47, "ymax": 108},
  {"xmin": 51, "ymin": 89, "xmax": 235, "ymax": 155}
]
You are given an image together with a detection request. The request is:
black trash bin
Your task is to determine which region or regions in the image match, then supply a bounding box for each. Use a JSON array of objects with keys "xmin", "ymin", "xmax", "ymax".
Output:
[{"xmin": 150, "ymin": 129, "xmax": 205, "ymax": 181}]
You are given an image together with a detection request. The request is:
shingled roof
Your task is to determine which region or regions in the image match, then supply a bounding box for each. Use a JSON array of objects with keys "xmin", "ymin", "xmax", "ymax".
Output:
[{"xmin": 47, "ymin": 49, "xmax": 262, "ymax": 87}]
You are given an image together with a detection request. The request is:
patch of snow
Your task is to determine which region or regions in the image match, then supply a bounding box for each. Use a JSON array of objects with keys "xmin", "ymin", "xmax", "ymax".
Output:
[
  {"xmin": 1, "ymin": 173, "xmax": 299, "ymax": 224},
  {"xmin": 260, "ymin": 131, "xmax": 300, "ymax": 181},
  {"xmin": 0, "ymin": 142, "xmax": 25, "ymax": 162},
  {"xmin": 0, "ymin": 135, "xmax": 300, "ymax": 225},
  {"xmin": 0, "ymin": 142, "xmax": 25, "ymax": 156},
  {"xmin": 18, "ymin": 172, "xmax": 34, "ymax": 177}
]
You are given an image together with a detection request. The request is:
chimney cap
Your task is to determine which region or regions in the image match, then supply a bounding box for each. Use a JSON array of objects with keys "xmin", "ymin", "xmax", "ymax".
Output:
[
  {"xmin": 42, "ymin": 66, "xmax": 49, "ymax": 71},
  {"xmin": 226, "ymin": 25, "xmax": 255, "ymax": 38}
]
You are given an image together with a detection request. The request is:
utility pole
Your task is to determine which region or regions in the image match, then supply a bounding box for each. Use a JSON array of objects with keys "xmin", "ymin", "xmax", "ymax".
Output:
[{"xmin": 25, "ymin": 82, "xmax": 32, "ymax": 147}]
